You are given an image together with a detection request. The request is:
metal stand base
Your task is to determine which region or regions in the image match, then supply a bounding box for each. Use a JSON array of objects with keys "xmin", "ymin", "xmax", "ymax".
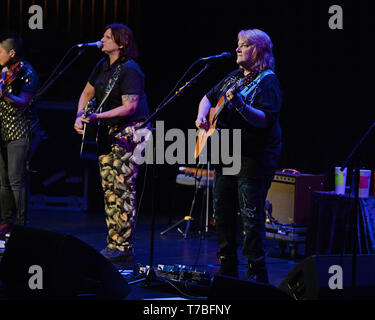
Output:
[
  {"xmin": 160, "ymin": 162, "xmax": 212, "ymax": 239},
  {"xmin": 160, "ymin": 216, "xmax": 194, "ymax": 239}
]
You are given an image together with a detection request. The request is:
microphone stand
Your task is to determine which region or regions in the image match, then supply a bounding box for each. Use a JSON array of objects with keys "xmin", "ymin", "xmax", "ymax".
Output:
[
  {"xmin": 340, "ymin": 121, "xmax": 375, "ymax": 299},
  {"xmin": 129, "ymin": 63, "xmax": 212, "ymax": 287},
  {"xmin": 11, "ymin": 46, "xmax": 87, "ymax": 135},
  {"xmin": 31, "ymin": 47, "xmax": 86, "ymax": 110},
  {"xmin": 137, "ymin": 64, "xmax": 211, "ymax": 130}
]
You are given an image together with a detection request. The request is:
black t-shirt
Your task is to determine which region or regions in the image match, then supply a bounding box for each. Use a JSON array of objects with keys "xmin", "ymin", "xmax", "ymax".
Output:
[
  {"xmin": 88, "ymin": 56, "xmax": 149, "ymax": 125},
  {"xmin": 206, "ymin": 69, "xmax": 282, "ymax": 178}
]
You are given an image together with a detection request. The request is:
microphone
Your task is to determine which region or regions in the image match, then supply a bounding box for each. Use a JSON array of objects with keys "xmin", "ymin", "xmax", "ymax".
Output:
[
  {"xmin": 199, "ymin": 52, "xmax": 231, "ymax": 63},
  {"xmin": 76, "ymin": 41, "xmax": 103, "ymax": 48}
]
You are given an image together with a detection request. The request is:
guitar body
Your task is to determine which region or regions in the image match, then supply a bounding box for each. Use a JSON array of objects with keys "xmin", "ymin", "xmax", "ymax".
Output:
[
  {"xmin": 79, "ymin": 64, "xmax": 123, "ymax": 160},
  {"xmin": 194, "ymin": 71, "xmax": 263, "ymax": 159},
  {"xmin": 80, "ymin": 98, "xmax": 99, "ymax": 160},
  {"xmin": 194, "ymin": 96, "xmax": 224, "ymax": 159}
]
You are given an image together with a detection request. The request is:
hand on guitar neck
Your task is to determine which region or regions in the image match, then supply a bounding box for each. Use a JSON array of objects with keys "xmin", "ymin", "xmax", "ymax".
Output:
[
  {"xmin": 194, "ymin": 74, "xmax": 253, "ymax": 158},
  {"xmin": 81, "ymin": 112, "xmax": 99, "ymax": 125},
  {"xmin": 78, "ymin": 98, "xmax": 100, "ymax": 160},
  {"xmin": 74, "ymin": 116, "xmax": 84, "ymax": 135},
  {"xmin": 74, "ymin": 97, "xmax": 98, "ymax": 135}
]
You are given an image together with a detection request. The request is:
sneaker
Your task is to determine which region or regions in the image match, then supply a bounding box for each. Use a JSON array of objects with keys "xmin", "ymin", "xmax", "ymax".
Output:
[
  {"xmin": 244, "ymin": 260, "xmax": 269, "ymax": 284},
  {"xmin": 217, "ymin": 255, "xmax": 238, "ymax": 278},
  {"xmin": 100, "ymin": 247, "xmax": 135, "ymax": 263}
]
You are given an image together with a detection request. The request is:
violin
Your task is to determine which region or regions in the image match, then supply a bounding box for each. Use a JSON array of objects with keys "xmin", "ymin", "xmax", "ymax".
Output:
[{"xmin": 0, "ymin": 61, "xmax": 22, "ymax": 97}]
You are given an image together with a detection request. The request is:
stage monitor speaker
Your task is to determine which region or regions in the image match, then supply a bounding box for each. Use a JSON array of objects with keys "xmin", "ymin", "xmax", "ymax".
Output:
[
  {"xmin": 0, "ymin": 226, "xmax": 130, "ymax": 300},
  {"xmin": 266, "ymin": 170, "xmax": 325, "ymax": 225},
  {"xmin": 208, "ymin": 274, "xmax": 294, "ymax": 300},
  {"xmin": 279, "ymin": 254, "xmax": 375, "ymax": 300}
]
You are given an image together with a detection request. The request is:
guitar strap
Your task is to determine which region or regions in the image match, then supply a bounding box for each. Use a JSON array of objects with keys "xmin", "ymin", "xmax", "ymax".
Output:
[
  {"xmin": 239, "ymin": 69, "xmax": 274, "ymax": 101},
  {"xmin": 212, "ymin": 69, "xmax": 274, "ymax": 124},
  {"xmin": 94, "ymin": 63, "xmax": 123, "ymax": 114}
]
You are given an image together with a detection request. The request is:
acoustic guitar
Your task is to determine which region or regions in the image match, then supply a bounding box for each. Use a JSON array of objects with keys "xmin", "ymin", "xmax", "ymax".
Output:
[
  {"xmin": 194, "ymin": 74, "xmax": 253, "ymax": 158},
  {"xmin": 79, "ymin": 64, "xmax": 123, "ymax": 160},
  {"xmin": 80, "ymin": 98, "xmax": 98, "ymax": 160}
]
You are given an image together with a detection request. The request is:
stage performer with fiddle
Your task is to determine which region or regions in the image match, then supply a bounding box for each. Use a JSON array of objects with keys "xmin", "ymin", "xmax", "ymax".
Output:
[{"xmin": 0, "ymin": 34, "xmax": 39, "ymax": 235}]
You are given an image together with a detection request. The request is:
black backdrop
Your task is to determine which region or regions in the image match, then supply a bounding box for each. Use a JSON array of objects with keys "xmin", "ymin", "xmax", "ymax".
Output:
[{"xmin": 1, "ymin": 0, "xmax": 374, "ymax": 214}]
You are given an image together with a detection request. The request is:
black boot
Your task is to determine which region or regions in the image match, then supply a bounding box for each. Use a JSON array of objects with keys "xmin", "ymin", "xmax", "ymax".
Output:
[
  {"xmin": 217, "ymin": 255, "xmax": 238, "ymax": 278},
  {"xmin": 244, "ymin": 259, "xmax": 269, "ymax": 283}
]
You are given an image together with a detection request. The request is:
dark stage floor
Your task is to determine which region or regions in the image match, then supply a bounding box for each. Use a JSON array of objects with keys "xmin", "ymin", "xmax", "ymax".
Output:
[{"xmin": 0, "ymin": 208, "xmax": 304, "ymax": 300}]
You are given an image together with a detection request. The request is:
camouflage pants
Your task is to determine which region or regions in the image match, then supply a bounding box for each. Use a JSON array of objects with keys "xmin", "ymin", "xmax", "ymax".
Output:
[{"xmin": 98, "ymin": 122, "xmax": 142, "ymax": 252}]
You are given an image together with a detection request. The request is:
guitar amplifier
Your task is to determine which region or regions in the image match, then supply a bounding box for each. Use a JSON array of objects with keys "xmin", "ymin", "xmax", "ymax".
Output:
[{"xmin": 266, "ymin": 170, "xmax": 325, "ymax": 225}]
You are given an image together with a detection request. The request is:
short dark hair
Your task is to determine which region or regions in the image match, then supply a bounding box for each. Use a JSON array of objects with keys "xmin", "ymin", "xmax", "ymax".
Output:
[
  {"xmin": 0, "ymin": 33, "xmax": 23, "ymax": 56},
  {"xmin": 104, "ymin": 23, "xmax": 138, "ymax": 60}
]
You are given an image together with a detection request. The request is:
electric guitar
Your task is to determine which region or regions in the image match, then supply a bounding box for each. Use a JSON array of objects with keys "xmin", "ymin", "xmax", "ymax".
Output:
[
  {"xmin": 80, "ymin": 98, "xmax": 99, "ymax": 160},
  {"xmin": 194, "ymin": 74, "xmax": 253, "ymax": 158}
]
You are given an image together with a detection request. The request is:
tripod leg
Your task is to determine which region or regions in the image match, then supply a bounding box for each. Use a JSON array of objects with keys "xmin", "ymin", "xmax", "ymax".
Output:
[
  {"xmin": 182, "ymin": 186, "xmax": 200, "ymax": 239},
  {"xmin": 162, "ymin": 165, "xmax": 203, "ymax": 238},
  {"xmin": 205, "ymin": 161, "xmax": 210, "ymax": 234},
  {"xmin": 160, "ymin": 218, "xmax": 187, "ymax": 236},
  {"xmin": 183, "ymin": 217, "xmax": 192, "ymax": 239}
]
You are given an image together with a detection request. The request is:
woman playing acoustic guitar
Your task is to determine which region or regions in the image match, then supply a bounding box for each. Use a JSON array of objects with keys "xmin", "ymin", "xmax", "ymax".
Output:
[{"xmin": 195, "ymin": 29, "xmax": 282, "ymax": 283}]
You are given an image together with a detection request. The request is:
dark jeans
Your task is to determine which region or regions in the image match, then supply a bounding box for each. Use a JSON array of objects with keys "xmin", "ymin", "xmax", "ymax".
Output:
[
  {"xmin": 0, "ymin": 137, "xmax": 29, "ymax": 225},
  {"xmin": 213, "ymin": 173, "xmax": 272, "ymax": 263}
]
